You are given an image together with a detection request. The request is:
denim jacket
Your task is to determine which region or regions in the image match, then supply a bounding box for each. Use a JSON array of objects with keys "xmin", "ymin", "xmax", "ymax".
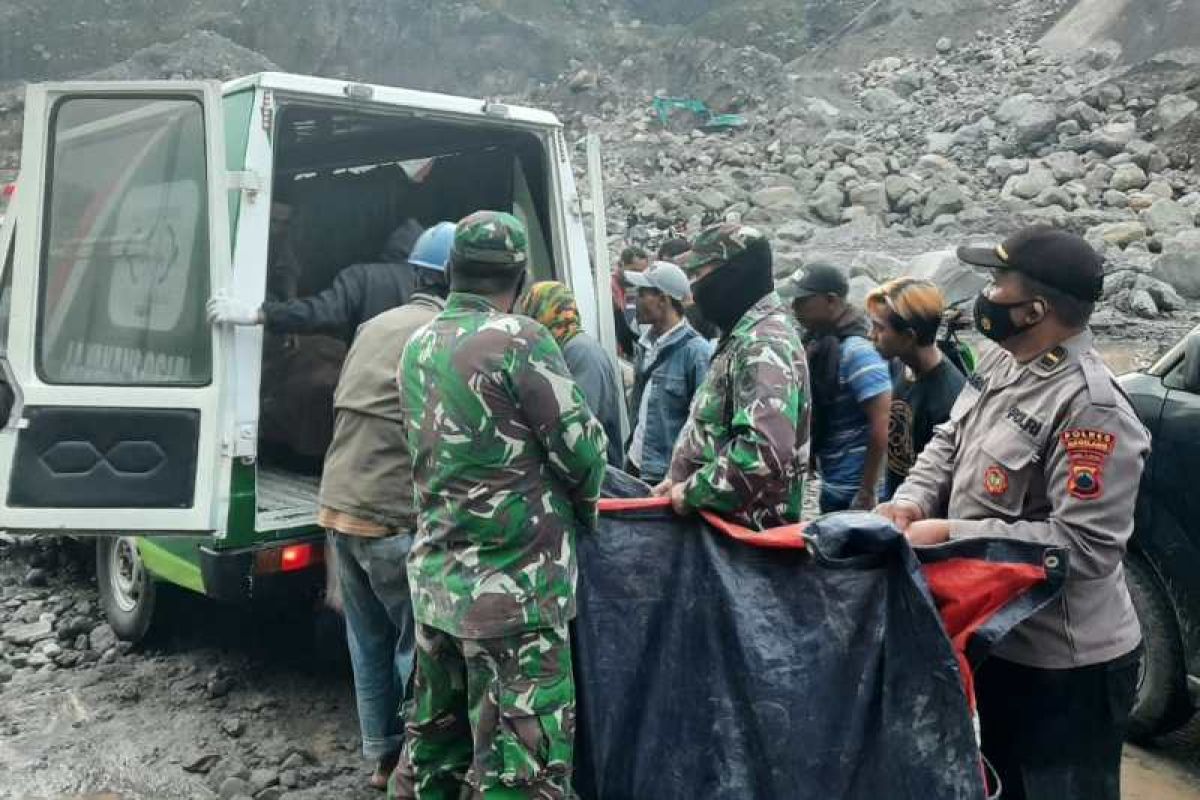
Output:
[{"xmin": 627, "ymin": 322, "xmax": 714, "ymax": 481}]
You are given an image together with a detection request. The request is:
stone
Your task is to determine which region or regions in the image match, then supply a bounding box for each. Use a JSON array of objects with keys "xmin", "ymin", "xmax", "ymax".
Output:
[
  {"xmin": 925, "ymin": 132, "xmax": 955, "ymax": 154},
  {"xmin": 1003, "ymin": 167, "xmax": 1056, "ymax": 200},
  {"xmin": 848, "ymin": 182, "xmax": 887, "ymax": 215},
  {"xmin": 1152, "ymin": 94, "xmax": 1199, "ymax": 131},
  {"xmin": 995, "ymin": 93, "xmax": 1057, "ymax": 146},
  {"xmin": 2, "ymin": 619, "xmax": 54, "ymax": 646},
  {"xmin": 1063, "ymin": 101, "xmax": 1103, "ymax": 127},
  {"xmin": 1153, "ymin": 249, "xmax": 1200, "ymax": 298},
  {"xmin": 935, "ymin": 37, "xmax": 953, "ymax": 54},
  {"xmin": 221, "ymin": 716, "xmax": 246, "ymax": 738},
  {"xmin": 1056, "ymin": 119, "xmax": 1082, "ymax": 137},
  {"xmin": 1123, "ymin": 289, "xmax": 1159, "ymax": 318},
  {"xmin": 278, "ymin": 770, "xmax": 300, "ymax": 790},
  {"xmin": 219, "ymin": 777, "xmax": 252, "ymax": 800},
  {"xmin": 1088, "ymin": 120, "xmax": 1137, "ymax": 156},
  {"xmin": 919, "ymin": 184, "xmax": 968, "ymax": 224},
  {"xmin": 182, "ymin": 753, "xmax": 222, "ymax": 775},
  {"xmin": 56, "ymin": 615, "xmax": 92, "ymax": 641},
  {"xmin": 1142, "ymin": 200, "xmax": 1195, "ymax": 235},
  {"xmin": 0, "ymin": 663, "xmax": 14, "ymax": 684},
  {"xmin": 1145, "ymin": 181, "xmax": 1174, "ymax": 200},
  {"xmin": 776, "ymin": 221, "xmax": 816, "ymax": 243},
  {"xmin": 884, "ymin": 174, "xmax": 921, "ymax": 210},
  {"xmin": 248, "ymin": 769, "xmax": 280, "ymax": 793},
  {"xmin": 751, "ymin": 186, "xmax": 805, "ymax": 212},
  {"xmin": 1090, "ymin": 221, "xmax": 1146, "ymax": 248},
  {"xmin": 1045, "ymin": 151, "xmax": 1083, "ymax": 182},
  {"xmin": 254, "ymin": 789, "xmax": 284, "ymax": 800},
  {"xmin": 1034, "ymin": 187, "xmax": 1073, "ymax": 209},
  {"xmin": 1103, "ymin": 190, "xmax": 1130, "ymax": 209},
  {"xmin": 694, "ymin": 188, "xmax": 730, "ymax": 213},
  {"xmin": 861, "ymin": 87, "xmax": 907, "ymax": 114},
  {"xmin": 1110, "ymin": 164, "xmax": 1148, "ymax": 193},
  {"xmin": 88, "ymin": 624, "xmax": 118, "ymax": 654},
  {"xmin": 988, "ymin": 157, "xmax": 1028, "ymax": 182},
  {"xmin": 808, "ymin": 184, "xmax": 845, "ymax": 225},
  {"xmin": 848, "ymin": 275, "xmax": 879, "ymax": 307},
  {"xmin": 906, "ymin": 249, "xmax": 988, "ymax": 304},
  {"xmin": 23, "ymin": 569, "xmax": 48, "ymax": 588}
]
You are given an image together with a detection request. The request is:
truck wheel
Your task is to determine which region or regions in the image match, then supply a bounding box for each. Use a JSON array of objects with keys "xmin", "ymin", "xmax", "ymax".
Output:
[
  {"xmin": 1125, "ymin": 555, "xmax": 1192, "ymax": 741},
  {"xmin": 96, "ymin": 536, "xmax": 160, "ymax": 643}
]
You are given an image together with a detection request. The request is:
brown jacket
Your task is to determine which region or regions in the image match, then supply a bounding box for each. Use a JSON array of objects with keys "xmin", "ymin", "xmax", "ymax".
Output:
[
  {"xmin": 318, "ymin": 294, "xmax": 445, "ymax": 533},
  {"xmin": 893, "ymin": 331, "xmax": 1147, "ymax": 668}
]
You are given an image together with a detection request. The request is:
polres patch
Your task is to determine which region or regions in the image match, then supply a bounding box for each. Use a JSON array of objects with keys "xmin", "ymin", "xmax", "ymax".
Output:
[
  {"xmin": 984, "ymin": 466, "xmax": 1009, "ymax": 497},
  {"xmin": 1061, "ymin": 428, "xmax": 1116, "ymax": 500}
]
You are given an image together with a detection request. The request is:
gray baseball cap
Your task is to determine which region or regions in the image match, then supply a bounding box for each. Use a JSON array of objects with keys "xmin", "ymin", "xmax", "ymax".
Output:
[{"xmin": 625, "ymin": 260, "xmax": 692, "ymax": 301}]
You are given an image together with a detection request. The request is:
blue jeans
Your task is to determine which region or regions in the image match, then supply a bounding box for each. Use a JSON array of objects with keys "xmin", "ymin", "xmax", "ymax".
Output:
[
  {"xmin": 330, "ymin": 531, "xmax": 415, "ymax": 761},
  {"xmin": 819, "ymin": 484, "xmax": 858, "ymax": 514}
]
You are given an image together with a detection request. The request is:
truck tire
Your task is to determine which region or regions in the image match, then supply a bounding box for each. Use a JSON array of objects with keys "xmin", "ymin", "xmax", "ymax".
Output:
[
  {"xmin": 96, "ymin": 536, "xmax": 160, "ymax": 643},
  {"xmin": 1125, "ymin": 555, "xmax": 1192, "ymax": 741}
]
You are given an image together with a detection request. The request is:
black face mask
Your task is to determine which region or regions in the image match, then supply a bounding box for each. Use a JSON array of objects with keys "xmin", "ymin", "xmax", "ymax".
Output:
[
  {"xmin": 973, "ymin": 292, "xmax": 1039, "ymax": 343},
  {"xmin": 690, "ymin": 243, "xmax": 774, "ymax": 335}
]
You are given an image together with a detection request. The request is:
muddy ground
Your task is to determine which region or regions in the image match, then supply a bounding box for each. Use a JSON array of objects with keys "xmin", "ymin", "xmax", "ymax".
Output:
[{"xmin": 2, "ymin": 324, "xmax": 1200, "ymax": 800}]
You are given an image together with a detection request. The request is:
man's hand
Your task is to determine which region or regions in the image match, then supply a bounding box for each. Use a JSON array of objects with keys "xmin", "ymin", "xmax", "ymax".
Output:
[
  {"xmin": 650, "ymin": 478, "xmax": 673, "ymax": 498},
  {"xmin": 873, "ymin": 499, "xmax": 925, "ymax": 531},
  {"xmin": 904, "ymin": 519, "xmax": 951, "ymax": 547},
  {"xmin": 668, "ymin": 481, "xmax": 691, "ymax": 516},
  {"xmin": 207, "ymin": 294, "xmax": 263, "ymax": 326},
  {"xmin": 850, "ymin": 487, "xmax": 877, "ymax": 511}
]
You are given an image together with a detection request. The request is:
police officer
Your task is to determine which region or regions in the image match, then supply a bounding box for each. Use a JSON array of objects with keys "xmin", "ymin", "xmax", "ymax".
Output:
[
  {"xmin": 876, "ymin": 227, "xmax": 1148, "ymax": 800},
  {"xmin": 393, "ymin": 211, "xmax": 608, "ymax": 799}
]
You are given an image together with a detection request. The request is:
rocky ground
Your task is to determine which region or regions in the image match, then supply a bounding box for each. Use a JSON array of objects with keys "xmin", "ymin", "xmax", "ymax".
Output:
[{"xmin": 0, "ymin": 537, "xmax": 373, "ymax": 800}]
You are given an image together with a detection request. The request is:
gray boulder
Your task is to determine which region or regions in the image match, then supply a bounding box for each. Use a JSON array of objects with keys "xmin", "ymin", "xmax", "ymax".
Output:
[
  {"xmin": 1152, "ymin": 94, "xmax": 1199, "ymax": 132},
  {"xmin": 995, "ymin": 94, "xmax": 1058, "ymax": 147},
  {"xmin": 861, "ymin": 87, "xmax": 907, "ymax": 114},
  {"xmin": 1045, "ymin": 151, "xmax": 1084, "ymax": 182},
  {"xmin": 1110, "ymin": 164, "xmax": 1148, "ymax": 192},
  {"xmin": 1063, "ymin": 101, "xmax": 1103, "ymax": 127},
  {"xmin": 1088, "ymin": 120, "xmax": 1137, "ymax": 156},
  {"xmin": 849, "ymin": 182, "xmax": 888, "ymax": 215},
  {"xmin": 919, "ymin": 184, "xmax": 968, "ymax": 224},
  {"xmin": 1154, "ymin": 250, "xmax": 1200, "ymax": 298},
  {"xmin": 808, "ymin": 184, "xmax": 846, "ymax": 225},
  {"xmin": 751, "ymin": 186, "xmax": 806, "ymax": 213},
  {"xmin": 1034, "ymin": 187, "xmax": 1074, "ymax": 209},
  {"xmin": 1003, "ymin": 167, "xmax": 1056, "ymax": 200},
  {"xmin": 1142, "ymin": 200, "xmax": 1196, "ymax": 235},
  {"xmin": 907, "ymin": 249, "xmax": 988, "ymax": 304},
  {"xmin": 884, "ymin": 174, "xmax": 922, "ymax": 212}
]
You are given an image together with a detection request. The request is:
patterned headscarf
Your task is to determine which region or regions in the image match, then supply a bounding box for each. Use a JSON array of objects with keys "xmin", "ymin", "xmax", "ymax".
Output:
[{"xmin": 519, "ymin": 281, "xmax": 582, "ymax": 346}]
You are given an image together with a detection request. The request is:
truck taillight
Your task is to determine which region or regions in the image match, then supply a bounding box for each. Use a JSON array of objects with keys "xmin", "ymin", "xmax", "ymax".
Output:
[{"xmin": 254, "ymin": 542, "xmax": 321, "ymax": 574}]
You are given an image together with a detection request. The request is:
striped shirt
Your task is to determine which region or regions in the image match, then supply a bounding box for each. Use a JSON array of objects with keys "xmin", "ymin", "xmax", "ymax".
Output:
[{"xmin": 815, "ymin": 335, "xmax": 891, "ymax": 494}]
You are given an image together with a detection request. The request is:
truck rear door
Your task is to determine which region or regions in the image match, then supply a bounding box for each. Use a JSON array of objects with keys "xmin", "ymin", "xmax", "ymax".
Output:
[{"xmin": 0, "ymin": 82, "xmax": 232, "ymax": 533}]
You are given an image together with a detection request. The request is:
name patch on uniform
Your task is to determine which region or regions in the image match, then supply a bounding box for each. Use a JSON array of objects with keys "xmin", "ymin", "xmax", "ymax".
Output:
[
  {"xmin": 1061, "ymin": 428, "xmax": 1116, "ymax": 500},
  {"xmin": 984, "ymin": 465, "xmax": 1009, "ymax": 496},
  {"xmin": 1006, "ymin": 406, "xmax": 1044, "ymax": 437},
  {"xmin": 968, "ymin": 373, "xmax": 987, "ymax": 392}
]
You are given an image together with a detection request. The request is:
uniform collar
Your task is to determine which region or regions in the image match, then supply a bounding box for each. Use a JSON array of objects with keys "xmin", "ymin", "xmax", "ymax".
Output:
[
  {"xmin": 1025, "ymin": 330, "xmax": 1094, "ymax": 379},
  {"xmin": 728, "ymin": 292, "xmax": 786, "ymax": 340},
  {"xmin": 445, "ymin": 292, "xmax": 502, "ymax": 314}
]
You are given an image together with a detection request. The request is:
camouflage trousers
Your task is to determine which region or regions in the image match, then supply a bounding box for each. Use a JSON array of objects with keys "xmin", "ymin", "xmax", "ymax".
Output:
[{"xmin": 388, "ymin": 622, "xmax": 575, "ymax": 800}]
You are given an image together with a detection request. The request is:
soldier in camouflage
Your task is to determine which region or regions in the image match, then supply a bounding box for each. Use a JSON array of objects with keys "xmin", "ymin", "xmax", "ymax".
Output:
[
  {"xmin": 652, "ymin": 223, "xmax": 811, "ymax": 530},
  {"xmin": 392, "ymin": 211, "xmax": 608, "ymax": 799}
]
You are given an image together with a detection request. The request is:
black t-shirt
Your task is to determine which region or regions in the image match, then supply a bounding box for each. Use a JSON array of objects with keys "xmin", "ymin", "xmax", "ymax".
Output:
[{"xmin": 884, "ymin": 358, "xmax": 967, "ymax": 499}]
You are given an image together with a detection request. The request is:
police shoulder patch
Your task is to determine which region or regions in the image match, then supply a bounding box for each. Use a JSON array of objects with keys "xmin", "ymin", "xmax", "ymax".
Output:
[{"xmin": 1061, "ymin": 428, "xmax": 1116, "ymax": 500}]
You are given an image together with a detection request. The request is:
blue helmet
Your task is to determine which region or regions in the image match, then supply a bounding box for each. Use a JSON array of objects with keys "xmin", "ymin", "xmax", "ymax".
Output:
[{"xmin": 408, "ymin": 221, "xmax": 456, "ymax": 272}]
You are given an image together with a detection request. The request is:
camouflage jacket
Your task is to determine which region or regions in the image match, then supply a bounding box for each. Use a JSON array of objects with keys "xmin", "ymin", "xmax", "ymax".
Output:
[
  {"xmin": 668, "ymin": 292, "xmax": 810, "ymax": 530},
  {"xmin": 399, "ymin": 292, "xmax": 608, "ymax": 638}
]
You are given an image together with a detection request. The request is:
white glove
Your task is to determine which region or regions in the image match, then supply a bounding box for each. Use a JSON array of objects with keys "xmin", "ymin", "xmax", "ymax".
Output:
[{"xmin": 206, "ymin": 293, "xmax": 262, "ymax": 326}]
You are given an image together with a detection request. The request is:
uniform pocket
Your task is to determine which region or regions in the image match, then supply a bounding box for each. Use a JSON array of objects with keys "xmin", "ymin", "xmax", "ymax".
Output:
[
  {"xmin": 976, "ymin": 430, "xmax": 1038, "ymax": 515},
  {"xmin": 494, "ymin": 671, "xmax": 575, "ymax": 787}
]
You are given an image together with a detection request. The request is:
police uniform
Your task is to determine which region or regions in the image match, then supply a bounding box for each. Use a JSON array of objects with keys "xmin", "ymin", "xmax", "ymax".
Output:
[{"xmin": 892, "ymin": 228, "xmax": 1148, "ymax": 800}]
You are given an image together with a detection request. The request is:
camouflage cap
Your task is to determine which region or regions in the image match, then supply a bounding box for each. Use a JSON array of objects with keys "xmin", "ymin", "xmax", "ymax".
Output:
[
  {"xmin": 682, "ymin": 223, "xmax": 767, "ymax": 273},
  {"xmin": 452, "ymin": 210, "xmax": 528, "ymax": 266}
]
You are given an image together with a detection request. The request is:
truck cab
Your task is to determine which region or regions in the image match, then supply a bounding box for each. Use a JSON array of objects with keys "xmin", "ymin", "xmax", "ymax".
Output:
[{"xmin": 0, "ymin": 74, "xmax": 610, "ymax": 640}]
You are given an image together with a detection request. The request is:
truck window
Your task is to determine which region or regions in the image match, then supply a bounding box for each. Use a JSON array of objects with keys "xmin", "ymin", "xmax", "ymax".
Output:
[{"xmin": 38, "ymin": 97, "xmax": 212, "ymax": 386}]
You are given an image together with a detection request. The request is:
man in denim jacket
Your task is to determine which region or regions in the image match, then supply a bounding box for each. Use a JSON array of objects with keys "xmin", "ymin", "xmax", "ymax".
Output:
[{"xmin": 625, "ymin": 261, "xmax": 714, "ymax": 483}]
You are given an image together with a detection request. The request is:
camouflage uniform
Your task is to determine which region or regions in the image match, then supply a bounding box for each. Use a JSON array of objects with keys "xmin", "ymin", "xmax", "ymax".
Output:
[
  {"xmin": 668, "ymin": 224, "xmax": 811, "ymax": 530},
  {"xmin": 392, "ymin": 211, "xmax": 608, "ymax": 799}
]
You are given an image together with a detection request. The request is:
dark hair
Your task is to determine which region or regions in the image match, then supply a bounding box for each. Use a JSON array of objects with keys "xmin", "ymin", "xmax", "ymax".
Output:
[
  {"xmin": 656, "ymin": 238, "xmax": 690, "ymax": 260},
  {"xmin": 449, "ymin": 255, "xmax": 525, "ymax": 295},
  {"xmin": 1020, "ymin": 274, "xmax": 1094, "ymax": 329},
  {"xmin": 620, "ymin": 245, "xmax": 649, "ymax": 265},
  {"xmin": 414, "ymin": 265, "xmax": 450, "ymax": 298}
]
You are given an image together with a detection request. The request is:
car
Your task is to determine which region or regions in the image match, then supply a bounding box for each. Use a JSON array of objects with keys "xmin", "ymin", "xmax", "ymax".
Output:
[
  {"xmin": 1120, "ymin": 328, "xmax": 1200, "ymax": 740},
  {"xmin": 0, "ymin": 73, "xmax": 615, "ymax": 641}
]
